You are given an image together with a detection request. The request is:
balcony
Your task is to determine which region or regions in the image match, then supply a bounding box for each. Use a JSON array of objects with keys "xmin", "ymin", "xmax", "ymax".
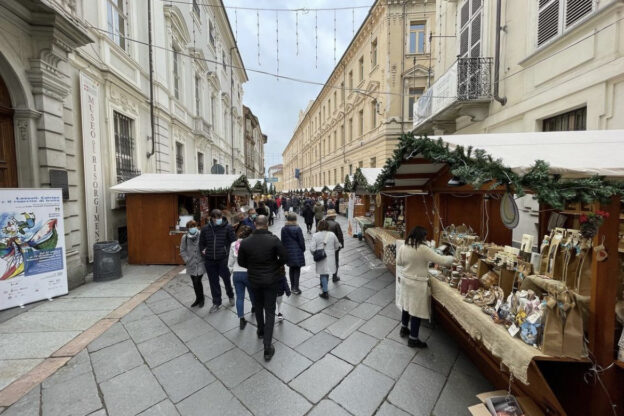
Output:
[
  {"xmin": 193, "ymin": 117, "xmax": 213, "ymax": 142},
  {"xmin": 413, "ymin": 58, "xmax": 492, "ymax": 134}
]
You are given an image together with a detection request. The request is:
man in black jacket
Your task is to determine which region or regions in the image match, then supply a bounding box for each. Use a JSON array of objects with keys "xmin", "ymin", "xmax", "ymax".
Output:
[
  {"xmin": 325, "ymin": 209, "xmax": 344, "ymax": 282},
  {"xmin": 199, "ymin": 209, "xmax": 236, "ymax": 312},
  {"xmin": 238, "ymin": 215, "xmax": 288, "ymax": 361}
]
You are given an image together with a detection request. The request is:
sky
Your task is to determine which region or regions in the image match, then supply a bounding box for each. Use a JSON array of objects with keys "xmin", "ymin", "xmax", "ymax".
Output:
[{"xmin": 223, "ymin": 0, "xmax": 374, "ymax": 171}]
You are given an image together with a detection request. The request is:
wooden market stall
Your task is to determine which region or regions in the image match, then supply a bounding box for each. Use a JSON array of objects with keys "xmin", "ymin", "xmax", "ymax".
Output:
[
  {"xmin": 111, "ymin": 174, "xmax": 251, "ymax": 265},
  {"xmin": 373, "ymin": 131, "xmax": 624, "ymax": 416}
]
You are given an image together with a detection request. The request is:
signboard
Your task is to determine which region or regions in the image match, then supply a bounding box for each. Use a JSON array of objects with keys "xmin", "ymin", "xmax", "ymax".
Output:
[
  {"xmin": 0, "ymin": 189, "xmax": 68, "ymax": 311},
  {"xmin": 80, "ymin": 72, "xmax": 107, "ymax": 262},
  {"xmin": 265, "ymin": 177, "xmax": 279, "ymax": 183}
]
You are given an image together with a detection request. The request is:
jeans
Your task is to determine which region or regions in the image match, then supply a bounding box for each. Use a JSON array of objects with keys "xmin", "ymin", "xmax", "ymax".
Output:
[
  {"xmin": 333, "ymin": 250, "xmax": 340, "ymax": 280},
  {"xmin": 205, "ymin": 258, "xmax": 234, "ymax": 306},
  {"xmin": 401, "ymin": 310, "xmax": 421, "ymax": 340},
  {"xmin": 305, "ymin": 222, "xmax": 312, "ymax": 232},
  {"xmin": 233, "ymin": 271, "xmax": 254, "ymax": 318},
  {"xmin": 250, "ymin": 282, "xmax": 279, "ymax": 348},
  {"xmin": 319, "ymin": 274, "xmax": 329, "ymax": 293},
  {"xmin": 289, "ymin": 266, "xmax": 301, "ymax": 290}
]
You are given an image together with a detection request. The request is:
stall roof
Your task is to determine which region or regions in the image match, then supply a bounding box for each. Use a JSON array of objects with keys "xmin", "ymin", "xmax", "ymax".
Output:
[{"xmin": 111, "ymin": 174, "xmax": 250, "ymax": 194}]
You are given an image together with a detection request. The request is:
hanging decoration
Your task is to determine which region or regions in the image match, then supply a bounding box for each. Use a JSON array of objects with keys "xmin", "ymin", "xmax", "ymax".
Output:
[
  {"xmin": 500, "ymin": 192, "xmax": 520, "ymax": 229},
  {"xmin": 275, "ymin": 10, "xmax": 279, "ymax": 80},
  {"xmin": 234, "ymin": 9, "xmax": 238, "ymax": 40},
  {"xmin": 374, "ymin": 134, "xmax": 624, "ymax": 209},
  {"xmin": 257, "ymin": 10, "xmax": 261, "ymax": 66},
  {"xmin": 333, "ymin": 10, "xmax": 337, "ymax": 64},
  {"xmin": 352, "ymin": 8, "xmax": 355, "ymax": 36},
  {"xmin": 315, "ymin": 10, "xmax": 318, "ymax": 68},
  {"xmin": 295, "ymin": 10, "xmax": 299, "ymax": 56}
]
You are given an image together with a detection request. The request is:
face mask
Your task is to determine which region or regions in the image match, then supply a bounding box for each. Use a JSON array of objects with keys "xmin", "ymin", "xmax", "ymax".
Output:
[
  {"xmin": 215, "ymin": 218, "xmax": 223, "ymax": 225},
  {"xmin": 251, "ymin": 214, "xmax": 257, "ymax": 219},
  {"xmin": 188, "ymin": 227, "xmax": 198, "ymax": 235}
]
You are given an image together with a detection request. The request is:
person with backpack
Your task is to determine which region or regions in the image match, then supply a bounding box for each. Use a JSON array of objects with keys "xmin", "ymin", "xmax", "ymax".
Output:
[{"xmin": 310, "ymin": 220, "xmax": 340, "ymax": 299}]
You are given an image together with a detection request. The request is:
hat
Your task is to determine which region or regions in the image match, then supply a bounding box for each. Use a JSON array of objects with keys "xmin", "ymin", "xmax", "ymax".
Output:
[{"xmin": 326, "ymin": 209, "xmax": 337, "ymax": 218}]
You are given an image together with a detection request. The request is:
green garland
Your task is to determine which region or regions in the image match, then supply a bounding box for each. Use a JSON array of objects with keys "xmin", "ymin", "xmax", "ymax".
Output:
[
  {"xmin": 374, "ymin": 134, "xmax": 624, "ymax": 209},
  {"xmin": 343, "ymin": 175, "xmax": 352, "ymax": 192},
  {"xmin": 200, "ymin": 174, "xmax": 252, "ymax": 196}
]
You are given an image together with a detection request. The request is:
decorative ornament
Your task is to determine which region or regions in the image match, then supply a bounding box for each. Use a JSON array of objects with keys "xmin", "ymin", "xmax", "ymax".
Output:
[
  {"xmin": 500, "ymin": 192, "xmax": 519, "ymax": 229},
  {"xmin": 579, "ymin": 211, "xmax": 610, "ymax": 239}
]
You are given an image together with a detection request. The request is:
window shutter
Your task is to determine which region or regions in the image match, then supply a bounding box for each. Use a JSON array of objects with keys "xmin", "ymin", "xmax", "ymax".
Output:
[
  {"xmin": 471, "ymin": 0, "xmax": 482, "ymax": 13},
  {"xmin": 460, "ymin": 28, "xmax": 469, "ymax": 56},
  {"xmin": 471, "ymin": 13, "xmax": 481, "ymax": 46},
  {"xmin": 461, "ymin": 2, "xmax": 470, "ymax": 28},
  {"xmin": 537, "ymin": 0, "xmax": 560, "ymax": 46},
  {"xmin": 566, "ymin": 0, "xmax": 592, "ymax": 27}
]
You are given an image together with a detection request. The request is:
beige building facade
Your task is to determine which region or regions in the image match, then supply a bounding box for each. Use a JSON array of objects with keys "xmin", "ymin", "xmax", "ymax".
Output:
[
  {"xmin": 243, "ymin": 105, "xmax": 267, "ymax": 178},
  {"xmin": 283, "ymin": 0, "xmax": 437, "ymax": 191}
]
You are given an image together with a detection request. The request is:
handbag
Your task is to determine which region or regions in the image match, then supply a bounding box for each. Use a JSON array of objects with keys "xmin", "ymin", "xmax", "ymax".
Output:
[{"xmin": 313, "ymin": 232, "xmax": 330, "ymax": 262}]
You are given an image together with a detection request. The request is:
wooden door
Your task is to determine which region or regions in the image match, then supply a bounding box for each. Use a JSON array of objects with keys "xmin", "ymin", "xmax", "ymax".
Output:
[
  {"xmin": 127, "ymin": 194, "xmax": 178, "ymax": 264},
  {"xmin": 0, "ymin": 74, "xmax": 17, "ymax": 188}
]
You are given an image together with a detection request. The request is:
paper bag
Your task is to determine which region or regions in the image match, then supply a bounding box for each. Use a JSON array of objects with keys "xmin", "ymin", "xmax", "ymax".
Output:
[
  {"xmin": 562, "ymin": 291, "xmax": 585, "ymax": 359},
  {"xmin": 541, "ymin": 293, "xmax": 564, "ymax": 356}
]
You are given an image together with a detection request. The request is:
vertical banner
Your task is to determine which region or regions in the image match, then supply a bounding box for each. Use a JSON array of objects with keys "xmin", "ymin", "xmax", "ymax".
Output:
[
  {"xmin": 80, "ymin": 73, "xmax": 107, "ymax": 262},
  {"xmin": 0, "ymin": 189, "xmax": 68, "ymax": 310},
  {"xmin": 347, "ymin": 193, "xmax": 355, "ymax": 237}
]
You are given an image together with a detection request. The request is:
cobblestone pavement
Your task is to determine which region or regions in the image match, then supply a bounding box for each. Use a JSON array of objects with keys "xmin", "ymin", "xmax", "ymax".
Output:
[{"xmin": 0, "ymin": 213, "xmax": 492, "ymax": 416}]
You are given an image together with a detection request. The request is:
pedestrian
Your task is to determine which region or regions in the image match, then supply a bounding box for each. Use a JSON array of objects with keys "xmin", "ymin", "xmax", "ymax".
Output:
[
  {"xmin": 313, "ymin": 200, "xmax": 324, "ymax": 231},
  {"xmin": 323, "ymin": 196, "xmax": 328, "ymax": 214},
  {"xmin": 325, "ymin": 209, "xmax": 344, "ymax": 282},
  {"xmin": 241, "ymin": 208, "xmax": 256, "ymax": 230},
  {"xmin": 281, "ymin": 212, "xmax": 305, "ymax": 294},
  {"xmin": 199, "ymin": 209, "xmax": 236, "ymax": 312},
  {"xmin": 276, "ymin": 265, "xmax": 291, "ymax": 321},
  {"xmin": 396, "ymin": 226, "xmax": 453, "ymax": 348},
  {"xmin": 179, "ymin": 220, "xmax": 206, "ymax": 308},
  {"xmin": 228, "ymin": 225, "xmax": 255, "ymax": 329},
  {"xmin": 310, "ymin": 219, "xmax": 340, "ymax": 299},
  {"xmin": 302, "ymin": 202, "xmax": 314, "ymax": 234},
  {"xmin": 238, "ymin": 215, "xmax": 288, "ymax": 361},
  {"xmin": 327, "ymin": 199, "xmax": 335, "ymax": 211}
]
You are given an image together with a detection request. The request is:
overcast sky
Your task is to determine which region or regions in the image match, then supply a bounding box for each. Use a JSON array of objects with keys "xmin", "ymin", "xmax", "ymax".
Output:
[{"xmin": 224, "ymin": 0, "xmax": 374, "ymax": 172}]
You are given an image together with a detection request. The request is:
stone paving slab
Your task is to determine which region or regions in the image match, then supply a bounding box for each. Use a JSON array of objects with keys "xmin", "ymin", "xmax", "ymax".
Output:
[
  {"xmin": 329, "ymin": 364, "xmax": 395, "ymax": 416},
  {"xmin": 177, "ymin": 381, "xmax": 250, "ymax": 416},
  {"xmin": 153, "ymin": 353, "xmax": 216, "ymax": 403},
  {"xmin": 289, "ymin": 353, "xmax": 353, "ymax": 403},
  {"xmin": 100, "ymin": 364, "xmax": 167, "ymax": 416}
]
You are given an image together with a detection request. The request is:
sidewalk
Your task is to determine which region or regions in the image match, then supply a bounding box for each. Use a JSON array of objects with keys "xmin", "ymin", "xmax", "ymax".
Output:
[
  {"xmin": 0, "ymin": 263, "xmax": 178, "ymax": 402},
  {"xmin": 0, "ymin": 214, "xmax": 492, "ymax": 416}
]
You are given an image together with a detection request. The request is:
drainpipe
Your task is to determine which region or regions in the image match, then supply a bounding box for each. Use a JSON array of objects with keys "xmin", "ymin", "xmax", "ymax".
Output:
[
  {"xmin": 230, "ymin": 46, "xmax": 237, "ymax": 174},
  {"xmin": 147, "ymin": 0, "xmax": 156, "ymax": 158},
  {"xmin": 493, "ymin": 0, "xmax": 507, "ymax": 105},
  {"xmin": 400, "ymin": 0, "xmax": 408, "ymax": 133}
]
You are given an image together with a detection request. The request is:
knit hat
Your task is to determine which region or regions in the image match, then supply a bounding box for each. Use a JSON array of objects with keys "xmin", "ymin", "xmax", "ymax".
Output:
[{"xmin": 326, "ymin": 209, "xmax": 337, "ymax": 218}]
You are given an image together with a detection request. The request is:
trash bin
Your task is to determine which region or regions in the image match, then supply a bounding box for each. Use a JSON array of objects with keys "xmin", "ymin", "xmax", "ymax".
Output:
[{"xmin": 93, "ymin": 241, "xmax": 122, "ymax": 281}]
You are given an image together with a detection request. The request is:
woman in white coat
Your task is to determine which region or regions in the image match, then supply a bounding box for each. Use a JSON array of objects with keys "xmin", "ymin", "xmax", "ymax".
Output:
[
  {"xmin": 396, "ymin": 226, "xmax": 453, "ymax": 348},
  {"xmin": 310, "ymin": 220, "xmax": 340, "ymax": 299}
]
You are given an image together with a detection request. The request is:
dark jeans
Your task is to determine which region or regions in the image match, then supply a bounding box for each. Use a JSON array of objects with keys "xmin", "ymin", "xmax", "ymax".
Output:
[
  {"xmin": 289, "ymin": 266, "xmax": 301, "ymax": 290},
  {"xmin": 401, "ymin": 310, "xmax": 421, "ymax": 340},
  {"xmin": 333, "ymin": 250, "xmax": 340, "ymax": 280},
  {"xmin": 205, "ymin": 258, "xmax": 234, "ymax": 306},
  {"xmin": 305, "ymin": 222, "xmax": 312, "ymax": 232},
  {"xmin": 233, "ymin": 271, "xmax": 254, "ymax": 318},
  {"xmin": 251, "ymin": 282, "xmax": 279, "ymax": 348}
]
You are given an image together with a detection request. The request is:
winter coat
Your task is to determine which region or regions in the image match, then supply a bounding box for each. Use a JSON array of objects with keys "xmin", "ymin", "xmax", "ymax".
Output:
[
  {"xmin": 228, "ymin": 239, "xmax": 247, "ymax": 273},
  {"xmin": 240, "ymin": 217, "xmax": 255, "ymax": 230},
  {"xmin": 396, "ymin": 244, "xmax": 453, "ymax": 320},
  {"xmin": 325, "ymin": 218, "xmax": 344, "ymax": 248},
  {"xmin": 302, "ymin": 205, "xmax": 315, "ymax": 224},
  {"xmin": 281, "ymin": 223, "xmax": 306, "ymax": 267},
  {"xmin": 180, "ymin": 232, "xmax": 205, "ymax": 276},
  {"xmin": 310, "ymin": 231, "xmax": 340, "ymax": 275},
  {"xmin": 199, "ymin": 219, "xmax": 236, "ymax": 262},
  {"xmin": 238, "ymin": 229, "xmax": 288, "ymax": 286},
  {"xmin": 313, "ymin": 203, "xmax": 324, "ymax": 221}
]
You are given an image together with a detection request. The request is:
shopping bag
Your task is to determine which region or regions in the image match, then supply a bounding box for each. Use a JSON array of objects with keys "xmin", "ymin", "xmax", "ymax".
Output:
[
  {"xmin": 541, "ymin": 292, "xmax": 564, "ymax": 356},
  {"xmin": 561, "ymin": 291, "xmax": 585, "ymax": 359}
]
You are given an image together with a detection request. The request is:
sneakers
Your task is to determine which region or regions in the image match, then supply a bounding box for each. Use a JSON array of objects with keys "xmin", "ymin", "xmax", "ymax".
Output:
[
  {"xmin": 239, "ymin": 318, "xmax": 247, "ymax": 330},
  {"xmin": 277, "ymin": 313, "xmax": 284, "ymax": 322},
  {"xmin": 319, "ymin": 292, "xmax": 329, "ymax": 299},
  {"xmin": 264, "ymin": 345, "xmax": 275, "ymax": 361},
  {"xmin": 408, "ymin": 338, "xmax": 428, "ymax": 348},
  {"xmin": 292, "ymin": 288, "xmax": 302, "ymax": 295},
  {"xmin": 400, "ymin": 326, "xmax": 409, "ymax": 338},
  {"xmin": 209, "ymin": 304, "xmax": 221, "ymax": 313},
  {"xmin": 229, "ymin": 297, "xmax": 235, "ymax": 306}
]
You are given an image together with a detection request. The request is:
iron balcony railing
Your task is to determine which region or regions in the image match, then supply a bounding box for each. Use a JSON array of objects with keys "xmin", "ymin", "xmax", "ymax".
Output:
[{"xmin": 457, "ymin": 57, "xmax": 493, "ymax": 100}]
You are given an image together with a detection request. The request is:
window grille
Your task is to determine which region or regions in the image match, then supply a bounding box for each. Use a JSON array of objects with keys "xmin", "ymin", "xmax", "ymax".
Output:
[
  {"xmin": 176, "ymin": 142, "xmax": 184, "ymax": 174},
  {"xmin": 114, "ymin": 112, "xmax": 140, "ymax": 185}
]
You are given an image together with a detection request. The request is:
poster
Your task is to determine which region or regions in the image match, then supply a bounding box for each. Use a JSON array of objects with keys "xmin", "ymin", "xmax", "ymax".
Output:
[
  {"xmin": 0, "ymin": 189, "xmax": 68, "ymax": 311},
  {"xmin": 80, "ymin": 72, "xmax": 107, "ymax": 262}
]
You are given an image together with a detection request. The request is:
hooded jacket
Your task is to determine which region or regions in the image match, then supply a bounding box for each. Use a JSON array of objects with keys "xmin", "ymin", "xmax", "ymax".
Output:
[
  {"xmin": 238, "ymin": 229, "xmax": 288, "ymax": 286},
  {"xmin": 281, "ymin": 223, "xmax": 306, "ymax": 267},
  {"xmin": 199, "ymin": 218, "xmax": 236, "ymax": 262},
  {"xmin": 180, "ymin": 231, "xmax": 205, "ymax": 276}
]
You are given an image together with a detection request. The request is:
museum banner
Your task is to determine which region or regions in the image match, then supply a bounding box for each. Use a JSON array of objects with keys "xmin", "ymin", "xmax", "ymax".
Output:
[
  {"xmin": 0, "ymin": 189, "xmax": 68, "ymax": 310},
  {"xmin": 80, "ymin": 72, "xmax": 107, "ymax": 262}
]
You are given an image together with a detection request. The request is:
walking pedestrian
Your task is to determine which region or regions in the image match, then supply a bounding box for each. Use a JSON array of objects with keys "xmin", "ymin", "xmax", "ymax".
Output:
[
  {"xmin": 241, "ymin": 209, "xmax": 256, "ymax": 230},
  {"xmin": 302, "ymin": 203, "xmax": 314, "ymax": 234},
  {"xmin": 396, "ymin": 226, "xmax": 453, "ymax": 348},
  {"xmin": 179, "ymin": 220, "xmax": 205, "ymax": 308},
  {"xmin": 228, "ymin": 225, "xmax": 256, "ymax": 329},
  {"xmin": 238, "ymin": 215, "xmax": 288, "ymax": 361},
  {"xmin": 313, "ymin": 200, "xmax": 324, "ymax": 231},
  {"xmin": 276, "ymin": 266, "xmax": 291, "ymax": 322},
  {"xmin": 310, "ymin": 220, "xmax": 340, "ymax": 299},
  {"xmin": 325, "ymin": 209, "xmax": 344, "ymax": 282},
  {"xmin": 199, "ymin": 209, "xmax": 236, "ymax": 312},
  {"xmin": 281, "ymin": 212, "xmax": 306, "ymax": 294}
]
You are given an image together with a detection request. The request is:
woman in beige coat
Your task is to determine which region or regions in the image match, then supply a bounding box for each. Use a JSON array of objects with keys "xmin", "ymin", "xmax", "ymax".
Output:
[{"xmin": 396, "ymin": 226, "xmax": 453, "ymax": 348}]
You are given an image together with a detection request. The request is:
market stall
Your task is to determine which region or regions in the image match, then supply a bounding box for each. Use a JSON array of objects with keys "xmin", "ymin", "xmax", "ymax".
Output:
[
  {"xmin": 111, "ymin": 174, "xmax": 251, "ymax": 265},
  {"xmin": 374, "ymin": 131, "xmax": 624, "ymax": 416}
]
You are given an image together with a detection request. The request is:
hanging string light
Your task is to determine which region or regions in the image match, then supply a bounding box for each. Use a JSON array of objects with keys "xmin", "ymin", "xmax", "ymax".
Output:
[
  {"xmin": 256, "ymin": 10, "xmax": 261, "ymax": 66},
  {"xmin": 352, "ymin": 8, "xmax": 355, "ymax": 36},
  {"xmin": 333, "ymin": 10, "xmax": 337, "ymax": 64},
  {"xmin": 234, "ymin": 9, "xmax": 238, "ymax": 40},
  {"xmin": 315, "ymin": 10, "xmax": 318, "ymax": 68},
  {"xmin": 276, "ymin": 10, "xmax": 279, "ymax": 80},
  {"xmin": 295, "ymin": 10, "xmax": 299, "ymax": 56}
]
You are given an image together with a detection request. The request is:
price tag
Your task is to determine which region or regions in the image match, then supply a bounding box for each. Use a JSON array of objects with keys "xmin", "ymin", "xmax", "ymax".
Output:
[
  {"xmin": 526, "ymin": 313, "xmax": 540, "ymax": 324},
  {"xmin": 508, "ymin": 323, "xmax": 520, "ymax": 337}
]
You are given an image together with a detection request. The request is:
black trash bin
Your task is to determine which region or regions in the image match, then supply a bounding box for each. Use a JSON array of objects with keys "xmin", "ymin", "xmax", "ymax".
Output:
[{"xmin": 93, "ymin": 241, "xmax": 122, "ymax": 281}]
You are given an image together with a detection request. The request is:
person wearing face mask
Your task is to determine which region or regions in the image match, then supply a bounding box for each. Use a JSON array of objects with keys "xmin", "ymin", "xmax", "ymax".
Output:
[
  {"xmin": 241, "ymin": 209, "xmax": 256, "ymax": 230},
  {"xmin": 199, "ymin": 209, "xmax": 236, "ymax": 312},
  {"xmin": 180, "ymin": 220, "xmax": 206, "ymax": 307}
]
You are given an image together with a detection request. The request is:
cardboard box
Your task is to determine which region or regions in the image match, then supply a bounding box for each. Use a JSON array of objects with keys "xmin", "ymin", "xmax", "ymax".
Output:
[{"xmin": 468, "ymin": 390, "xmax": 545, "ymax": 416}]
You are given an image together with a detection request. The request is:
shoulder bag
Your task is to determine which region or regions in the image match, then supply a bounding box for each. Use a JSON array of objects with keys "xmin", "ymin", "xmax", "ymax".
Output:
[{"xmin": 313, "ymin": 232, "xmax": 330, "ymax": 262}]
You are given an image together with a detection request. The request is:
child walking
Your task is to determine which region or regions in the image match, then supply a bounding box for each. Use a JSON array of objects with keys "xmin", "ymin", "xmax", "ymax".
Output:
[{"xmin": 276, "ymin": 265, "xmax": 291, "ymax": 322}]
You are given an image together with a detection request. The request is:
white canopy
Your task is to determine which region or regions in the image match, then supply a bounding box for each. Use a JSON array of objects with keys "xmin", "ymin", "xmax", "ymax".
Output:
[
  {"xmin": 359, "ymin": 168, "xmax": 384, "ymax": 186},
  {"xmin": 439, "ymin": 130, "xmax": 624, "ymax": 179},
  {"xmin": 110, "ymin": 174, "xmax": 249, "ymax": 194},
  {"xmin": 249, "ymin": 178, "xmax": 265, "ymax": 186}
]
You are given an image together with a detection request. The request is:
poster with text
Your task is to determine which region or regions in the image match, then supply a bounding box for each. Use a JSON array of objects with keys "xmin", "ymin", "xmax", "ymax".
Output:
[{"xmin": 0, "ymin": 189, "xmax": 67, "ymax": 311}]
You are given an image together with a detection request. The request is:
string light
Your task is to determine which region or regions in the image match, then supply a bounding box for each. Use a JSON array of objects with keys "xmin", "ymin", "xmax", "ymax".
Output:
[
  {"xmin": 256, "ymin": 10, "xmax": 260, "ymax": 66},
  {"xmin": 160, "ymin": 0, "xmax": 371, "ymax": 12},
  {"xmin": 333, "ymin": 10, "xmax": 337, "ymax": 64},
  {"xmin": 234, "ymin": 9, "xmax": 237, "ymax": 39},
  {"xmin": 295, "ymin": 10, "xmax": 299, "ymax": 56},
  {"xmin": 276, "ymin": 10, "xmax": 279, "ymax": 80},
  {"xmin": 352, "ymin": 8, "xmax": 355, "ymax": 37},
  {"xmin": 315, "ymin": 10, "xmax": 318, "ymax": 68}
]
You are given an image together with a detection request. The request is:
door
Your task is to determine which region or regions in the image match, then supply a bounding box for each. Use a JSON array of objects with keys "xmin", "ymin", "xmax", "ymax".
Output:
[{"xmin": 0, "ymin": 74, "xmax": 17, "ymax": 188}]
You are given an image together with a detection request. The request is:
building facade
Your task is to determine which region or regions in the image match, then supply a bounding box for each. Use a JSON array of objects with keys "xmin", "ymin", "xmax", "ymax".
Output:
[
  {"xmin": 243, "ymin": 105, "xmax": 266, "ymax": 178},
  {"xmin": 412, "ymin": 0, "xmax": 624, "ymax": 247},
  {"xmin": 282, "ymin": 0, "xmax": 437, "ymax": 191},
  {"xmin": 268, "ymin": 164, "xmax": 284, "ymax": 193},
  {"xmin": 0, "ymin": 0, "xmax": 247, "ymax": 288}
]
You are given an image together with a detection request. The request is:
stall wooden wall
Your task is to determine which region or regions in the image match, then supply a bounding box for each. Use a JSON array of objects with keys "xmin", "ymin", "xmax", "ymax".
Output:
[{"xmin": 404, "ymin": 194, "xmax": 434, "ymax": 238}]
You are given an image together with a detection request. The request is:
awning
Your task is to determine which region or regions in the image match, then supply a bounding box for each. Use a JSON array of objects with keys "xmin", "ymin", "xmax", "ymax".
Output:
[{"xmin": 110, "ymin": 174, "xmax": 251, "ymax": 194}]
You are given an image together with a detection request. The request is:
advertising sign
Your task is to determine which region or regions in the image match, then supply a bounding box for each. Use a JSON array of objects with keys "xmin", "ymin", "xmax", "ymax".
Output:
[
  {"xmin": 80, "ymin": 72, "xmax": 107, "ymax": 262},
  {"xmin": 0, "ymin": 189, "xmax": 68, "ymax": 311}
]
